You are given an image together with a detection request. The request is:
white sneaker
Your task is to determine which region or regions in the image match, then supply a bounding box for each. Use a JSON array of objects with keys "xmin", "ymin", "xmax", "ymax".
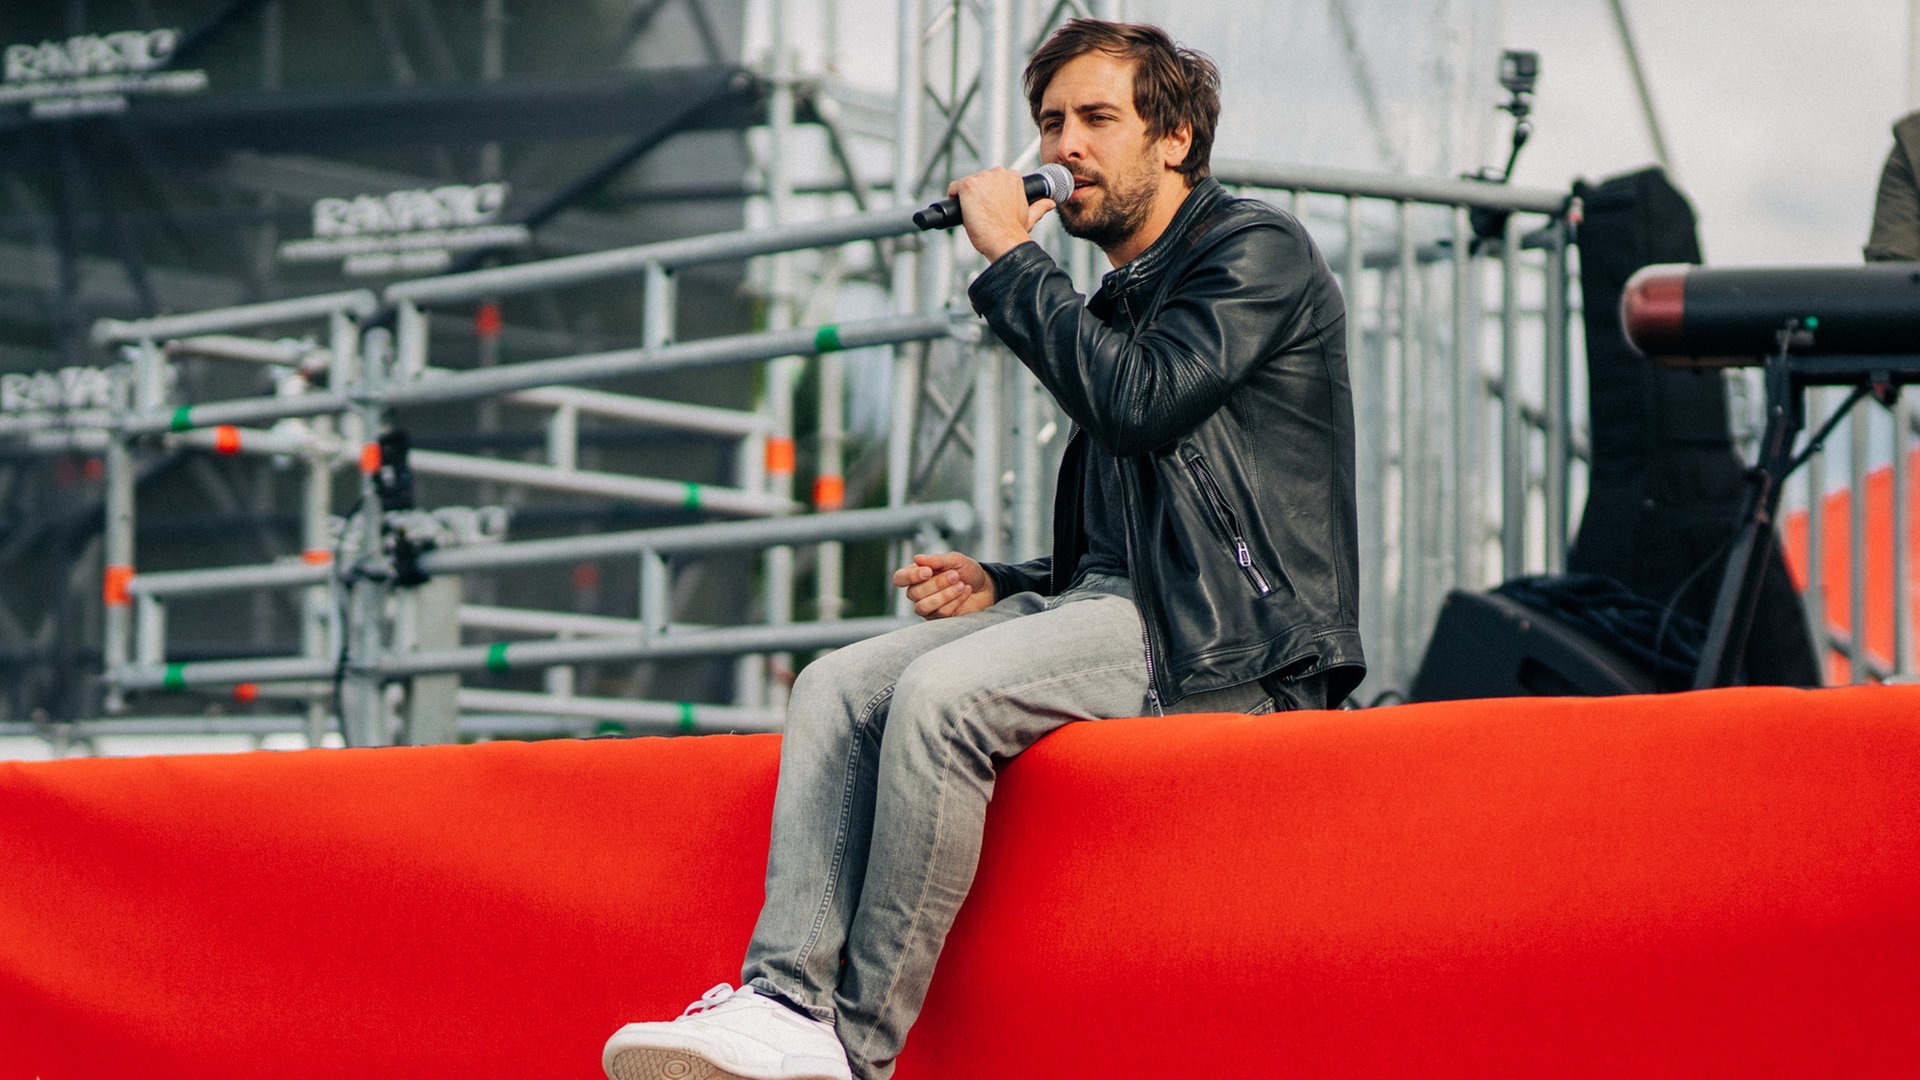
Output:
[{"xmin": 602, "ymin": 983, "xmax": 854, "ymax": 1080}]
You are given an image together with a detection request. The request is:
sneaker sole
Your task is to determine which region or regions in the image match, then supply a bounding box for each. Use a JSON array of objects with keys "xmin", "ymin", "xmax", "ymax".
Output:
[{"xmin": 605, "ymin": 1047, "xmax": 747, "ymax": 1080}]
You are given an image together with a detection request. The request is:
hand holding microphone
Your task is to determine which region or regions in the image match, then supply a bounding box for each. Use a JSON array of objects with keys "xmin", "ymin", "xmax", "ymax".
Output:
[{"xmin": 913, "ymin": 163, "xmax": 1073, "ymax": 231}]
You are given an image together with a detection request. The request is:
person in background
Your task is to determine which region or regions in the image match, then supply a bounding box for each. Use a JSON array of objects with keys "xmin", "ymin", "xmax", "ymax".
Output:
[{"xmin": 1867, "ymin": 111, "xmax": 1920, "ymax": 261}]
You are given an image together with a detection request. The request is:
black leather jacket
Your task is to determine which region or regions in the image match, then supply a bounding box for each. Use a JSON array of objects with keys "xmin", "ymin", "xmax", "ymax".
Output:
[{"xmin": 967, "ymin": 177, "xmax": 1365, "ymax": 708}]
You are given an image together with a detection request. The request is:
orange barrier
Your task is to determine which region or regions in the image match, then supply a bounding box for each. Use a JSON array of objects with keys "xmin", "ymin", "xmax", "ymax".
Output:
[
  {"xmin": 3, "ymin": 686, "xmax": 1917, "ymax": 1078},
  {"xmin": 1780, "ymin": 446, "xmax": 1920, "ymax": 681}
]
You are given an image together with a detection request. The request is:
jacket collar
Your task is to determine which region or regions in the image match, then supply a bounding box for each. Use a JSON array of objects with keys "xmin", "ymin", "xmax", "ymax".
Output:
[{"xmin": 1089, "ymin": 177, "xmax": 1230, "ymax": 314}]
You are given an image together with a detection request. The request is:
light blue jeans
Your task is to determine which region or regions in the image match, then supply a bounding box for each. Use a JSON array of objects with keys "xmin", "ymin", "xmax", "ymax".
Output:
[{"xmin": 740, "ymin": 576, "xmax": 1270, "ymax": 1079}]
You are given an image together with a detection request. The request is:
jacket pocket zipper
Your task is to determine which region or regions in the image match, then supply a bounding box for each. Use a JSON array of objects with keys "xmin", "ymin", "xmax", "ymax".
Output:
[{"xmin": 1186, "ymin": 455, "xmax": 1273, "ymax": 596}]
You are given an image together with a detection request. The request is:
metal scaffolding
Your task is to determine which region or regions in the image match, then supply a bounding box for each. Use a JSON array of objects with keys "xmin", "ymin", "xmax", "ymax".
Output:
[
  {"xmin": 85, "ymin": 230, "xmax": 978, "ymax": 742},
  {"xmin": 2, "ymin": 1, "xmax": 1913, "ymax": 755},
  {"xmin": 0, "ymin": 0, "xmax": 783, "ymax": 729}
]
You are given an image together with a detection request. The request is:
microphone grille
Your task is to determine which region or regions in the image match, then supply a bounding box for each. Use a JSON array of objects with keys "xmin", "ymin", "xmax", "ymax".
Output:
[{"xmin": 1037, "ymin": 163, "xmax": 1073, "ymax": 205}]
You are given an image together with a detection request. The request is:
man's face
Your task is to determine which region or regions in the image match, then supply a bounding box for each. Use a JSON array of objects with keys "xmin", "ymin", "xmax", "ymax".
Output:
[{"xmin": 1037, "ymin": 50, "xmax": 1168, "ymax": 252}]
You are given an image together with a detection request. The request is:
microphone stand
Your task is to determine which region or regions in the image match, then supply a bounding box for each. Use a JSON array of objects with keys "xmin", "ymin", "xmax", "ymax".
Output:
[{"xmin": 1690, "ymin": 321, "xmax": 1894, "ymax": 688}]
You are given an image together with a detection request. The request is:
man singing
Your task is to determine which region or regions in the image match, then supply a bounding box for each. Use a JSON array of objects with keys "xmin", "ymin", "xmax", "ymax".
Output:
[{"xmin": 603, "ymin": 18, "xmax": 1362, "ymax": 1080}]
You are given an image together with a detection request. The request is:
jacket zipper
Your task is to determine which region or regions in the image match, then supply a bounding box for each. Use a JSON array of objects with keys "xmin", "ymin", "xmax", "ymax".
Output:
[
  {"xmin": 1186, "ymin": 455, "xmax": 1273, "ymax": 596},
  {"xmin": 1139, "ymin": 606, "xmax": 1163, "ymax": 716}
]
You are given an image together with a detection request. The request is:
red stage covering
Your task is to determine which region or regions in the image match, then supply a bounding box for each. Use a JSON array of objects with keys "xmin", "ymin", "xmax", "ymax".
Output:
[
  {"xmin": 3, "ymin": 686, "xmax": 1918, "ymax": 1078},
  {"xmin": 1781, "ymin": 446, "xmax": 1920, "ymax": 681}
]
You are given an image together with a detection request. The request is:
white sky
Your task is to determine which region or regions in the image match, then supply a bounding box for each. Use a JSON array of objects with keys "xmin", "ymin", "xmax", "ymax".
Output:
[
  {"xmin": 1504, "ymin": 0, "xmax": 1909, "ymax": 267},
  {"xmin": 1139, "ymin": 0, "xmax": 1912, "ymax": 267}
]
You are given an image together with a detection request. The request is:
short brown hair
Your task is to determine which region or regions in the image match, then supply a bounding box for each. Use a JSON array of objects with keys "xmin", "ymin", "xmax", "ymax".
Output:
[{"xmin": 1023, "ymin": 18, "xmax": 1221, "ymax": 185}]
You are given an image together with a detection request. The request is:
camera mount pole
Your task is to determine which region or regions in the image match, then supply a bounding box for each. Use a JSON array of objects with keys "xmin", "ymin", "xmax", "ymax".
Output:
[{"xmin": 1465, "ymin": 51, "xmax": 1538, "ymax": 247}]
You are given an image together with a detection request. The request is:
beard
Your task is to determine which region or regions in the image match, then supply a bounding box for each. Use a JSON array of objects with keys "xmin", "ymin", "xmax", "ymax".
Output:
[{"xmin": 1057, "ymin": 157, "xmax": 1158, "ymax": 251}]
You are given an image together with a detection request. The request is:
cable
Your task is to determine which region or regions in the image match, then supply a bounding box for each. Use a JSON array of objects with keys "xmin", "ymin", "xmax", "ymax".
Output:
[{"xmin": 1650, "ymin": 529, "xmax": 1739, "ymax": 688}]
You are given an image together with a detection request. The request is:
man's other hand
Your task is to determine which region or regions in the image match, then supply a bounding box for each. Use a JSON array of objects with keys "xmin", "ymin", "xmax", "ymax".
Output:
[
  {"xmin": 892, "ymin": 551, "xmax": 997, "ymax": 619},
  {"xmin": 946, "ymin": 167, "xmax": 1056, "ymax": 263}
]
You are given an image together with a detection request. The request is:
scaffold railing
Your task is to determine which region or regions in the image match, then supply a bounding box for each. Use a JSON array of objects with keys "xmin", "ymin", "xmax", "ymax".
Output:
[
  {"xmin": 70, "ymin": 196, "xmax": 980, "ymax": 746},
  {"xmin": 4, "ymin": 0, "xmax": 1912, "ymax": 764},
  {"xmin": 51, "ymin": 161, "xmax": 1591, "ymax": 742},
  {"xmin": 14, "ymin": 156, "xmax": 1906, "ymax": 756}
]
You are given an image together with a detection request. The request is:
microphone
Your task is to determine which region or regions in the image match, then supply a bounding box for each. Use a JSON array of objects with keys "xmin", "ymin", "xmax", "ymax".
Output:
[
  {"xmin": 1623, "ymin": 263, "xmax": 1920, "ymax": 362},
  {"xmin": 912, "ymin": 164, "xmax": 1073, "ymax": 231}
]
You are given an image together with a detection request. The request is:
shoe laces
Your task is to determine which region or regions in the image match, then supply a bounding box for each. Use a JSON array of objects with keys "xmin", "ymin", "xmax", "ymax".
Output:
[{"xmin": 680, "ymin": 982, "xmax": 746, "ymax": 1018}]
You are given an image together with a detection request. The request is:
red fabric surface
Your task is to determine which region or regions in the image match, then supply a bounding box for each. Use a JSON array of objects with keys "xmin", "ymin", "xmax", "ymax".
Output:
[
  {"xmin": 0, "ymin": 735, "xmax": 780, "ymax": 1080},
  {"xmin": 4, "ymin": 687, "xmax": 1918, "ymax": 1079},
  {"xmin": 912, "ymin": 685, "xmax": 1920, "ymax": 1077}
]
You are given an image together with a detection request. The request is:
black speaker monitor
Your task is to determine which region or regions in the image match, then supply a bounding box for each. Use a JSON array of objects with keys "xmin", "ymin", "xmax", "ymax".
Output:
[{"xmin": 1409, "ymin": 590, "xmax": 1658, "ymax": 703}]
